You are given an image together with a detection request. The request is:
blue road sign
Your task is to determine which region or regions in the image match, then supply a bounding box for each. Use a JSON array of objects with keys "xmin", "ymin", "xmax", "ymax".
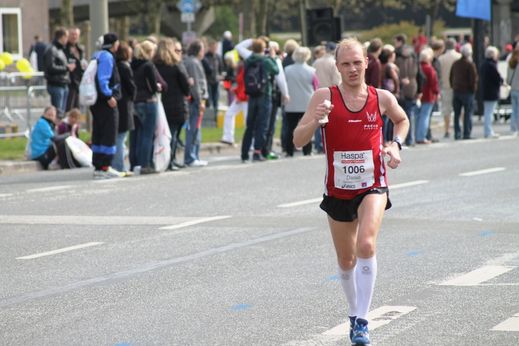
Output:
[{"xmin": 177, "ymin": 0, "xmax": 200, "ymax": 14}]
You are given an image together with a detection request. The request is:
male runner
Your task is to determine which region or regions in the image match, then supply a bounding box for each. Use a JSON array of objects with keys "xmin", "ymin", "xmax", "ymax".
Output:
[{"xmin": 293, "ymin": 38, "xmax": 409, "ymax": 346}]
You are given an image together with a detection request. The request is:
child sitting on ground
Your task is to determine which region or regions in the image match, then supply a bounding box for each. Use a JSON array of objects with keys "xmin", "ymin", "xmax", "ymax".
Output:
[{"xmin": 57, "ymin": 108, "xmax": 80, "ymax": 137}]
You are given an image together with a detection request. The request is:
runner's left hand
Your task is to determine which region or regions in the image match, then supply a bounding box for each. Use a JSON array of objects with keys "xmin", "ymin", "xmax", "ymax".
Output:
[{"xmin": 382, "ymin": 144, "xmax": 401, "ymax": 169}]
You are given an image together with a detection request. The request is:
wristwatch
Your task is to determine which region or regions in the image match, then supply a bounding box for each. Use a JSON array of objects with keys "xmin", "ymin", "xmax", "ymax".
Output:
[{"xmin": 392, "ymin": 136, "xmax": 402, "ymax": 151}]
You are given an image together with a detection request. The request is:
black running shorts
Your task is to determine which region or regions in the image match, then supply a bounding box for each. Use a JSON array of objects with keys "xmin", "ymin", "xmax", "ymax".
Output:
[{"xmin": 319, "ymin": 187, "xmax": 392, "ymax": 222}]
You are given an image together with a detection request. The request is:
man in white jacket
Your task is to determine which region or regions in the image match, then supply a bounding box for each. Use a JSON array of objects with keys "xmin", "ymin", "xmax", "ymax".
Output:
[{"xmin": 438, "ymin": 38, "xmax": 461, "ymax": 138}]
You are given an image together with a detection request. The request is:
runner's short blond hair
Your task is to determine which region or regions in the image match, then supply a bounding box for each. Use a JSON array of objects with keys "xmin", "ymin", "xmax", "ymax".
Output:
[{"xmin": 335, "ymin": 37, "xmax": 367, "ymax": 59}]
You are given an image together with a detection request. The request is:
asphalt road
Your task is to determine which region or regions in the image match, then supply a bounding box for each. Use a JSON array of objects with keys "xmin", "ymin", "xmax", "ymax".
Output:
[{"xmin": 1, "ymin": 132, "xmax": 519, "ymax": 345}]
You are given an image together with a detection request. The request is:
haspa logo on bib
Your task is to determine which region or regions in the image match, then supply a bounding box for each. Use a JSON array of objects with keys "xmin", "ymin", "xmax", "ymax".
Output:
[{"xmin": 366, "ymin": 111, "xmax": 377, "ymax": 122}]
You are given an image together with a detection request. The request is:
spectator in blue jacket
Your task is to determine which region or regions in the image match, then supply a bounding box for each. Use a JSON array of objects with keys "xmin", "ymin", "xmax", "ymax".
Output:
[
  {"xmin": 91, "ymin": 33, "xmax": 123, "ymax": 179},
  {"xmin": 30, "ymin": 106, "xmax": 58, "ymax": 169}
]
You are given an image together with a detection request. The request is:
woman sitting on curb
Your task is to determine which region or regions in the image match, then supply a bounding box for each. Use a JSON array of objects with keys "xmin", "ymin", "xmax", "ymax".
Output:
[{"xmin": 30, "ymin": 106, "xmax": 59, "ymax": 170}]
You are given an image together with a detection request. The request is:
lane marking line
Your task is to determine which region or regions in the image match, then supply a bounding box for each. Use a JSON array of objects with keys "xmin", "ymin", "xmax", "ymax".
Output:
[
  {"xmin": 0, "ymin": 193, "xmax": 14, "ymax": 198},
  {"xmin": 1, "ymin": 227, "xmax": 313, "ymax": 308},
  {"xmin": 439, "ymin": 265, "xmax": 515, "ymax": 286},
  {"xmin": 323, "ymin": 305, "xmax": 417, "ymax": 336},
  {"xmin": 459, "ymin": 167, "xmax": 506, "ymax": 177},
  {"xmin": 390, "ymin": 180, "xmax": 429, "ymax": 189},
  {"xmin": 0, "ymin": 215, "xmax": 221, "ymax": 226},
  {"xmin": 159, "ymin": 216, "xmax": 231, "ymax": 230},
  {"xmin": 277, "ymin": 180, "xmax": 429, "ymax": 208},
  {"xmin": 16, "ymin": 242, "xmax": 104, "ymax": 260},
  {"xmin": 277, "ymin": 198, "xmax": 321, "ymax": 208},
  {"xmin": 491, "ymin": 312, "xmax": 519, "ymax": 331},
  {"xmin": 26, "ymin": 185, "xmax": 73, "ymax": 193}
]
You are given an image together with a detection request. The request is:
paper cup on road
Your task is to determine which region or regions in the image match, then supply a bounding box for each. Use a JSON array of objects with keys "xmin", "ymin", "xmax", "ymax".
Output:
[{"xmin": 319, "ymin": 99, "xmax": 331, "ymax": 124}]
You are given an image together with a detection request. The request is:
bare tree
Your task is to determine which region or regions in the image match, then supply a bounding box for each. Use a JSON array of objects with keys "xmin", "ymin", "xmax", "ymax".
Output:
[{"xmin": 60, "ymin": 0, "xmax": 74, "ymax": 27}]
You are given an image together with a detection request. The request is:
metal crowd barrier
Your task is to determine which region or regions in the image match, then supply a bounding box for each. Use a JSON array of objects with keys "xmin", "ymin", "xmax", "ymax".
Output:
[{"xmin": 0, "ymin": 71, "xmax": 47, "ymax": 139}]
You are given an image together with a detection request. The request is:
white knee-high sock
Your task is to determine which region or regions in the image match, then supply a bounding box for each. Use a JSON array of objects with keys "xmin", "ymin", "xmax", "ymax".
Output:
[
  {"xmin": 355, "ymin": 256, "xmax": 377, "ymax": 320},
  {"xmin": 338, "ymin": 266, "xmax": 358, "ymax": 317}
]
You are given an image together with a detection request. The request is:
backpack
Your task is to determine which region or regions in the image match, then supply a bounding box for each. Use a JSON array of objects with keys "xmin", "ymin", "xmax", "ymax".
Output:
[
  {"xmin": 244, "ymin": 58, "xmax": 267, "ymax": 96},
  {"xmin": 79, "ymin": 59, "xmax": 98, "ymax": 106}
]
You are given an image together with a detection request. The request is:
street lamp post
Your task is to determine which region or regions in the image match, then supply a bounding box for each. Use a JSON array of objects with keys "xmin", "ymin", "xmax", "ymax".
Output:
[{"xmin": 89, "ymin": 0, "xmax": 109, "ymax": 55}]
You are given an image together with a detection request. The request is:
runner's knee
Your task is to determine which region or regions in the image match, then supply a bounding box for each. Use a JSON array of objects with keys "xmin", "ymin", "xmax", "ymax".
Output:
[
  {"xmin": 337, "ymin": 254, "xmax": 356, "ymax": 270},
  {"xmin": 356, "ymin": 239, "xmax": 376, "ymax": 258}
]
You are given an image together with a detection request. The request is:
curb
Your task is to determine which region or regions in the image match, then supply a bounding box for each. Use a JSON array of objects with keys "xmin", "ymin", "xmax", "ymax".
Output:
[
  {"xmin": 199, "ymin": 141, "xmax": 241, "ymax": 155},
  {"xmin": 0, "ymin": 160, "xmax": 41, "ymax": 176},
  {"xmin": 0, "ymin": 142, "xmax": 239, "ymax": 176}
]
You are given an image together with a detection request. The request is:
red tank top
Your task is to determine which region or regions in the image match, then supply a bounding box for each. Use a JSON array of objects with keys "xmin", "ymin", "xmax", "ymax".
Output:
[{"xmin": 321, "ymin": 85, "xmax": 387, "ymax": 199}]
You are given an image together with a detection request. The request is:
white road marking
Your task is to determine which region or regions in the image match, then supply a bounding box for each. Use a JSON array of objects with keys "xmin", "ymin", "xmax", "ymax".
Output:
[
  {"xmin": 0, "ymin": 193, "xmax": 14, "ymax": 198},
  {"xmin": 0, "ymin": 215, "xmax": 223, "ymax": 226},
  {"xmin": 390, "ymin": 180, "xmax": 429, "ymax": 189},
  {"xmin": 492, "ymin": 312, "xmax": 519, "ymax": 331},
  {"xmin": 159, "ymin": 216, "xmax": 231, "ymax": 230},
  {"xmin": 26, "ymin": 185, "xmax": 73, "ymax": 193},
  {"xmin": 2, "ymin": 227, "xmax": 313, "ymax": 308},
  {"xmin": 486, "ymin": 251, "xmax": 519, "ymax": 265},
  {"xmin": 277, "ymin": 180, "xmax": 429, "ymax": 208},
  {"xmin": 16, "ymin": 242, "xmax": 103, "ymax": 260},
  {"xmin": 277, "ymin": 198, "xmax": 321, "ymax": 208},
  {"xmin": 459, "ymin": 167, "xmax": 506, "ymax": 177},
  {"xmin": 439, "ymin": 265, "xmax": 515, "ymax": 286},
  {"xmin": 323, "ymin": 305, "xmax": 417, "ymax": 336}
]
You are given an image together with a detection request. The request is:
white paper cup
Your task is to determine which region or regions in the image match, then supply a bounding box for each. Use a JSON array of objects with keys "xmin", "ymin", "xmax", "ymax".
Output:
[{"xmin": 319, "ymin": 100, "xmax": 331, "ymax": 124}]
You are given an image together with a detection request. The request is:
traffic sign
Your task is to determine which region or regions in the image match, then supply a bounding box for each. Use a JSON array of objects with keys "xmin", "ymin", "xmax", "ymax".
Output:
[
  {"xmin": 181, "ymin": 12, "xmax": 195, "ymax": 23},
  {"xmin": 177, "ymin": 0, "xmax": 201, "ymax": 14}
]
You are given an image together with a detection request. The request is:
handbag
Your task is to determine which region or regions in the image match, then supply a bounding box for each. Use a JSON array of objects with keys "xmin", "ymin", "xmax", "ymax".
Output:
[
  {"xmin": 65, "ymin": 136, "xmax": 93, "ymax": 167},
  {"xmin": 153, "ymin": 98, "xmax": 172, "ymax": 172},
  {"xmin": 500, "ymin": 84, "xmax": 511, "ymax": 100}
]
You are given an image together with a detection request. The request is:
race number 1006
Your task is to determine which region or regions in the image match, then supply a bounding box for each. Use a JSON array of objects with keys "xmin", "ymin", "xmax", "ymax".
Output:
[{"xmin": 343, "ymin": 165, "xmax": 365, "ymax": 174}]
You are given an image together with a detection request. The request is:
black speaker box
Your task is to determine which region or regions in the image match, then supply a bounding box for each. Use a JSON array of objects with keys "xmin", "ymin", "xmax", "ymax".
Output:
[{"xmin": 306, "ymin": 8, "xmax": 342, "ymax": 46}]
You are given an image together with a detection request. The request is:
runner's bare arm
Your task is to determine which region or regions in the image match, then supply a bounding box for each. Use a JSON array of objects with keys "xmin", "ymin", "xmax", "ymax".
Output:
[
  {"xmin": 378, "ymin": 89, "xmax": 410, "ymax": 169},
  {"xmin": 293, "ymin": 88, "xmax": 333, "ymax": 148}
]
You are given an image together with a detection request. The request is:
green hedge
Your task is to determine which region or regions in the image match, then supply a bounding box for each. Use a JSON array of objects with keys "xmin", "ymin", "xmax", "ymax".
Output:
[{"xmin": 357, "ymin": 20, "xmax": 446, "ymax": 46}]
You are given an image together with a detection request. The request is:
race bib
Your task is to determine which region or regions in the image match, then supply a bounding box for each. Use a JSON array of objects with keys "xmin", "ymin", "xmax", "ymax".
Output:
[{"xmin": 333, "ymin": 150, "xmax": 375, "ymax": 190}]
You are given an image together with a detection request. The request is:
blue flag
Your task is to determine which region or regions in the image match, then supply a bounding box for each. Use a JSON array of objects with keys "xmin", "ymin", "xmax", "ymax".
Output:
[{"xmin": 456, "ymin": 0, "xmax": 491, "ymax": 21}]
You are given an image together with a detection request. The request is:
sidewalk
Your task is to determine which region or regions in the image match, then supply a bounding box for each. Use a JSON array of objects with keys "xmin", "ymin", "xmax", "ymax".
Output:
[
  {"xmin": 0, "ymin": 141, "xmax": 240, "ymax": 176},
  {"xmin": 1, "ymin": 115, "xmax": 514, "ymax": 176}
]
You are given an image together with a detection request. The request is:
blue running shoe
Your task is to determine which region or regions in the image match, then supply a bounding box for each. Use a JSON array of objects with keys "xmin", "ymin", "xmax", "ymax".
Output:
[
  {"xmin": 349, "ymin": 316, "xmax": 356, "ymax": 341},
  {"xmin": 351, "ymin": 318, "xmax": 370, "ymax": 345}
]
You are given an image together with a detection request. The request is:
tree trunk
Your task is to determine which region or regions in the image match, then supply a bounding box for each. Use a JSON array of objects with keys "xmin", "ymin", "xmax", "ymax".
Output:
[
  {"xmin": 148, "ymin": 1, "xmax": 163, "ymax": 35},
  {"xmin": 242, "ymin": 0, "xmax": 256, "ymax": 38},
  {"xmin": 257, "ymin": 0, "xmax": 269, "ymax": 36},
  {"xmin": 60, "ymin": 0, "xmax": 74, "ymax": 27},
  {"xmin": 121, "ymin": 16, "xmax": 130, "ymax": 41},
  {"xmin": 332, "ymin": 0, "xmax": 342, "ymax": 16},
  {"xmin": 428, "ymin": 0, "xmax": 441, "ymax": 38}
]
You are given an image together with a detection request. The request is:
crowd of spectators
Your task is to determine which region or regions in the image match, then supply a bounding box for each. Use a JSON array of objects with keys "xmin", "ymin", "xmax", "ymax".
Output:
[{"xmin": 27, "ymin": 27, "xmax": 519, "ymax": 177}]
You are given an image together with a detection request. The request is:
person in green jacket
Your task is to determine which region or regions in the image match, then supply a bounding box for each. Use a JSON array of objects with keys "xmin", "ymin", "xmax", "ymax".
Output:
[{"xmin": 240, "ymin": 38, "xmax": 279, "ymax": 162}]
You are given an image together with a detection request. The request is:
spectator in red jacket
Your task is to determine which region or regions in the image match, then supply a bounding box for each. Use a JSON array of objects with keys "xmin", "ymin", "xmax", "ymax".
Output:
[
  {"xmin": 220, "ymin": 57, "xmax": 248, "ymax": 145},
  {"xmin": 416, "ymin": 47, "xmax": 439, "ymax": 144},
  {"xmin": 413, "ymin": 28, "xmax": 428, "ymax": 55}
]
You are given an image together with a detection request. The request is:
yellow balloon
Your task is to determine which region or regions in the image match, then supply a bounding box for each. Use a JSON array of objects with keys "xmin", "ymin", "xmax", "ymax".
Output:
[
  {"xmin": 0, "ymin": 59, "xmax": 5, "ymax": 71},
  {"xmin": 22, "ymin": 67, "xmax": 34, "ymax": 80},
  {"xmin": 16, "ymin": 58, "xmax": 31, "ymax": 71},
  {"xmin": 0, "ymin": 52, "xmax": 13, "ymax": 66}
]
